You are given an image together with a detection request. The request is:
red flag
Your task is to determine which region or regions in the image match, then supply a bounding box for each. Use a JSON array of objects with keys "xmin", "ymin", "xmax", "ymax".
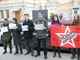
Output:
[{"xmin": 50, "ymin": 24, "xmax": 80, "ymax": 48}]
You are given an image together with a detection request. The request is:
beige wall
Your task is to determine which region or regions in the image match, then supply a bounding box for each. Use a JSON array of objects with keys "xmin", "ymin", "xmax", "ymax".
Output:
[{"xmin": 0, "ymin": 0, "xmax": 80, "ymax": 20}]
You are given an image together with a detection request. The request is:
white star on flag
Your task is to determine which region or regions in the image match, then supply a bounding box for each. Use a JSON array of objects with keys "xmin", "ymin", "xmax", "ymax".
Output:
[{"xmin": 56, "ymin": 26, "xmax": 77, "ymax": 47}]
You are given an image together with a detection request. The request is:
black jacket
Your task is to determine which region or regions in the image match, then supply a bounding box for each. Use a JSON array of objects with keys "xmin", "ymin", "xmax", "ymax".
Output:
[
  {"xmin": 23, "ymin": 20, "xmax": 34, "ymax": 38},
  {"xmin": 11, "ymin": 23, "xmax": 22, "ymax": 45}
]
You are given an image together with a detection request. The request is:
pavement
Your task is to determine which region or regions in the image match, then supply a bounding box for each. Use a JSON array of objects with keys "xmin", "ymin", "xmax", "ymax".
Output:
[{"xmin": 0, "ymin": 47, "xmax": 78, "ymax": 60}]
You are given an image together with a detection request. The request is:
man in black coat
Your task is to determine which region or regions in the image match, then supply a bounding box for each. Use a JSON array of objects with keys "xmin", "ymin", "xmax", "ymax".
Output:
[
  {"xmin": 11, "ymin": 18, "xmax": 23, "ymax": 55},
  {"xmin": 22, "ymin": 14, "xmax": 34, "ymax": 55}
]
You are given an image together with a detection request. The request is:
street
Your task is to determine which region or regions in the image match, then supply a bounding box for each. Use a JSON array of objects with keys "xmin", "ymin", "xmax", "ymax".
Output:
[{"xmin": 0, "ymin": 47, "xmax": 77, "ymax": 60}]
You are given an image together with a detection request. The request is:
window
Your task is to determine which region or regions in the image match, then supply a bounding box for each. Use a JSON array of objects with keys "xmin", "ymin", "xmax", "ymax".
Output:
[
  {"xmin": 0, "ymin": 10, "xmax": 4, "ymax": 18},
  {"xmin": 6, "ymin": 10, "xmax": 9, "ymax": 18}
]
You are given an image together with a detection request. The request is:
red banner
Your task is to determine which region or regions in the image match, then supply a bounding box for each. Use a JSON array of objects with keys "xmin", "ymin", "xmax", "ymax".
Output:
[{"xmin": 50, "ymin": 24, "xmax": 80, "ymax": 48}]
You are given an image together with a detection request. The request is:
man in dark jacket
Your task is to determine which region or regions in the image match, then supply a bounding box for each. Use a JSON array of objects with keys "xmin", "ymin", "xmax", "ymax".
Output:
[
  {"xmin": 2, "ymin": 18, "xmax": 12, "ymax": 54},
  {"xmin": 11, "ymin": 18, "xmax": 23, "ymax": 55},
  {"xmin": 22, "ymin": 14, "xmax": 34, "ymax": 55}
]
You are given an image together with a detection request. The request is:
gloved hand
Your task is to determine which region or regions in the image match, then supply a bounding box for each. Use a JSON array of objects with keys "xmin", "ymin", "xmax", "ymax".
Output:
[
  {"xmin": 33, "ymin": 32, "xmax": 37, "ymax": 36},
  {"xmin": 20, "ymin": 32, "xmax": 24, "ymax": 35}
]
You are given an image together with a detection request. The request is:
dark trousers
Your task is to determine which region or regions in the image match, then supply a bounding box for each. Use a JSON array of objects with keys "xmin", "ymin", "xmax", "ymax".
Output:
[
  {"xmin": 36, "ymin": 38, "xmax": 47, "ymax": 57},
  {"xmin": 14, "ymin": 41, "xmax": 23, "ymax": 53},
  {"xmin": 77, "ymin": 48, "xmax": 80, "ymax": 60},
  {"xmin": 3, "ymin": 40, "xmax": 12, "ymax": 52},
  {"xmin": 53, "ymin": 47, "xmax": 61, "ymax": 57},
  {"xmin": 24, "ymin": 38, "xmax": 32, "ymax": 52},
  {"xmin": 71, "ymin": 48, "xmax": 76, "ymax": 58}
]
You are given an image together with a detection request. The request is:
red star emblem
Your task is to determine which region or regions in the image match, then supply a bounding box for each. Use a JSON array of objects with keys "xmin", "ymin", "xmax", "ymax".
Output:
[{"xmin": 56, "ymin": 26, "xmax": 77, "ymax": 47}]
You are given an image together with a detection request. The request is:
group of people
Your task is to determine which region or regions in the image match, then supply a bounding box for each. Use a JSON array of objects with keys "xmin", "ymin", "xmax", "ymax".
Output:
[
  {"xmin": 1, "ymin": 13, "xmax": 80, "ymax": 60},
  {"xmin": 1, "ymin": 14, "xmax": 50, "ymax": 59}
]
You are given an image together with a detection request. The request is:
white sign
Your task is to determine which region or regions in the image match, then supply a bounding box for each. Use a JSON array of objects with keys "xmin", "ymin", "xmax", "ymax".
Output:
[
  {"xmin": 9, "ymin": 23, "xmax": 17, "ymax": 29},
  {"xmin": 34, "ymin": 24, "xmax": 46, "ymax": 30},
  {"xmin": 22, "ymin": 25, "xmax": 28, "ymax": 31},
  {"xmin": 1, "ymin": 27, "xmax": 8, "ymax": 33}
]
